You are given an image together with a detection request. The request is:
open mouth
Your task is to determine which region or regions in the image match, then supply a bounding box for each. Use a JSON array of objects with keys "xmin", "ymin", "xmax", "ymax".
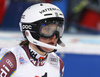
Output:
[{"xmin": 48, "ymin": 42, "xmax": 55, "ymax": 45}]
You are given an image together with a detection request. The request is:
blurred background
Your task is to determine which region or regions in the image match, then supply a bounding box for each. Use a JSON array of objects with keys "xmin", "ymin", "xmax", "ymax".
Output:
[{"xmin": 0, "ymin": 0, "xmax": 100, "ymax": 77}]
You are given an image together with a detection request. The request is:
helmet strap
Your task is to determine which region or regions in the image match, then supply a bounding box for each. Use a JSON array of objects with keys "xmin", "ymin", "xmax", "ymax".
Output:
[{"xmin": 36, "ymin": 45, "xmax": 57, "ymax": 53}]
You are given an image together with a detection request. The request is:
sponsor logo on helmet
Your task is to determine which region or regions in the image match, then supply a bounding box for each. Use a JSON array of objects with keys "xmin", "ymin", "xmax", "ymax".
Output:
[
  {"xmin": 21, "ymin": 15, "xmax": 25, "ymax": 19},
  {"xmin": 39, "ymin": 8, "xmax": 60, "ymax": 14},
  {"xmin": 22, "ymin": 25, "xmax": 32, "ymax": 30},
  {"xmin": 55, "ymin": 12, "xmax": 59, "ymax": 17}
]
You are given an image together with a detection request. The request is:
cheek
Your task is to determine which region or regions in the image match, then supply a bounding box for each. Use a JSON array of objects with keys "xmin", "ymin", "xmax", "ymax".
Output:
[{"xmin": 39, "ymin": 37, "xmax": 48, "ymax": 43}]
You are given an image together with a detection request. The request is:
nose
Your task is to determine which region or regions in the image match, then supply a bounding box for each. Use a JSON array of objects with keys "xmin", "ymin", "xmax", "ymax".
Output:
[{"xmin": 50, "ymin": 35, "xmax": 56, "ymax": 39}]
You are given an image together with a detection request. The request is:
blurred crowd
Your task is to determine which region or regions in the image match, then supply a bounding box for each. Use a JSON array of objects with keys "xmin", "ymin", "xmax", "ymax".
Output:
[
  {"xmin": 10, "ymin": 0, "xmax": 52, "ymax": 3},
  {"xmin": 67, "ymin": 0, "xmax": 100, "ymax": 33},
  {"xmin": 0, "ymin": 0, "xmax": 100, "ymax": 34},
  {"xmin": 0, "ymin": 0, "xmax": 52, "ymax": 26}
]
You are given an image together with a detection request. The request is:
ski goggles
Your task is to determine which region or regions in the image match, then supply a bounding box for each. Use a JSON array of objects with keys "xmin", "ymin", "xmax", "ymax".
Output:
[
  {"xmin": 39, "ymin": 20, "xmax": 64, "ymax": 38},
  {"xmin": 21, "ymin": 18, "xmax": 64, "ymax": 38}
]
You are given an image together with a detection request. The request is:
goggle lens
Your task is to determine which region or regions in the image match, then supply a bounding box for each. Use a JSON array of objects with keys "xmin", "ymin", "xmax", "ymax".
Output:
[{"xmin": 40, "ymin": 21, "xmax": 64, "ymax": 38}]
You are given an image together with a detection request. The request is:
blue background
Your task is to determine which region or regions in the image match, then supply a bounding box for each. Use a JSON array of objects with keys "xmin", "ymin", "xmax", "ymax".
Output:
[{"xmin": 57, "ymin": 53, "xmax": 100, "ymax": 77}]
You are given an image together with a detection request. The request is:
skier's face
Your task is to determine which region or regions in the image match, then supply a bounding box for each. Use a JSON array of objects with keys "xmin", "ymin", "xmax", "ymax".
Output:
[{"xmin": 39, "ymin": 35, "xmax": 58, "ymax": 52}]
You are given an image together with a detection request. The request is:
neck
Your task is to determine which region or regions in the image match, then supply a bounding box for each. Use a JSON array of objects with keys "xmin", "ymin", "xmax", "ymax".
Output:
[{"xmin": 29, "ymin": 43, "xmax": 47, "ymax": 56}]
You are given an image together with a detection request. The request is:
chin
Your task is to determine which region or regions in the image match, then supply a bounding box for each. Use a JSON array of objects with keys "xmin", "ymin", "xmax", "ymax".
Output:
[
  {"xmin": 46, "ymin": 48, "xmax": 54, "ymax": 52},
  {"xmin": 47, "ymin": 49, "xmax": 54, "ymax": 53},
  {"xmin": 42, "ymin": 47, "xmax": 54, "ymax": 53}
]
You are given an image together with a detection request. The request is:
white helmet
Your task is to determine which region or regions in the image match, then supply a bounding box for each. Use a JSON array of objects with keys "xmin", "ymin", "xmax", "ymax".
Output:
[{"xmin": 19, "ymin": 3, "xmax": 65, "ymax": 52}]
